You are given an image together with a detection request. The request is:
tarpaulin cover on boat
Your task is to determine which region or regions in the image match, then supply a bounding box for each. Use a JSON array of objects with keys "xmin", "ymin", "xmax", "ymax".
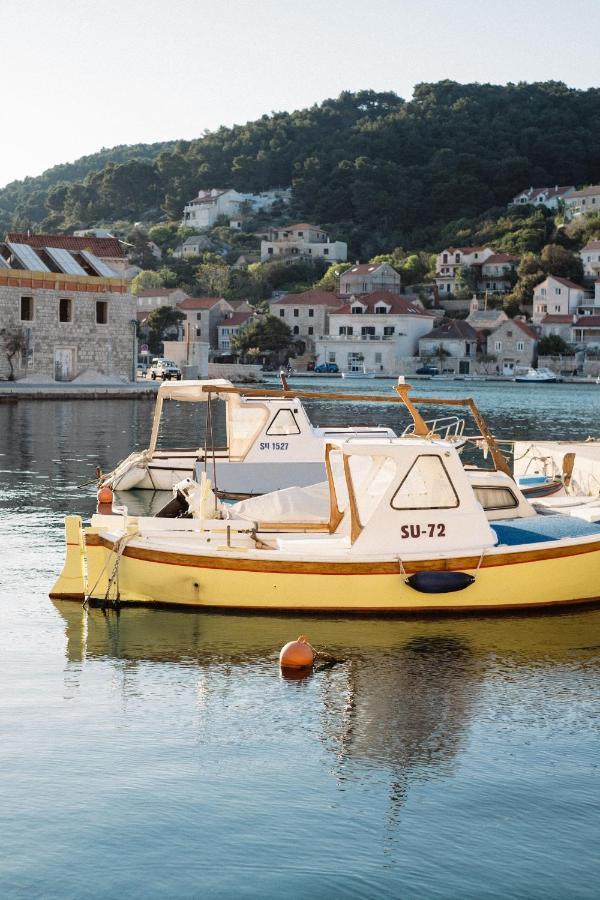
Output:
[{"xmin": 156, "ymin": 379, "xmax": 233, "ymax": 402}]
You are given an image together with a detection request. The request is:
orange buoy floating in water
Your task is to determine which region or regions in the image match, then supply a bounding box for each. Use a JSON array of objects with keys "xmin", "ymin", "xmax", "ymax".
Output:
[
  {"xmin": 97, "ymin": 484, "xmax": 114, "ymax": 505},
  {"xmin": 279, "ymin": 635, "xmax": 315, "ymax": 669}
]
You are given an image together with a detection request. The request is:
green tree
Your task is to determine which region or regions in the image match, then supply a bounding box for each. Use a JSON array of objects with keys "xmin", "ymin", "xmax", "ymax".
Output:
[
  {"xmin": 314, "ymin": 262, "xmax": 353, "ymax": 291},
  {"xmin": 232, "ymin": 315, "xmax": 295, "ymax": 363},
  {"xmin": 131, "ymin": 270, "xmax": 164, "ymax": 296},
  {"xmin": 540, "ymin": 243, "xmax": 583, "ymax": 283},
  {"xmin": 146, "ymin": 306, "xmax": 185, "ymax": 354},
  {"xmin": 538, "ymin": 334, "xmax": 570, "ymax": 356},
  {"xmin": 2, "ymin": 327, "xmax": 27, "ymax": 381}
]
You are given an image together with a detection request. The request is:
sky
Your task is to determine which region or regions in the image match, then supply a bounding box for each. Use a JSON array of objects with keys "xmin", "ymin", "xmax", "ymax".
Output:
[{"xmin": 1, "ymin": 0, "xmax": 599, "ymax": 187}]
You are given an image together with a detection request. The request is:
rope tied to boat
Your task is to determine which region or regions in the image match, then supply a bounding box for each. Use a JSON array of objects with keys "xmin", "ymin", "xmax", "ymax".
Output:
[{"xmin": 84, "ymin": 526, "xmax": 139, "ymax": 608}]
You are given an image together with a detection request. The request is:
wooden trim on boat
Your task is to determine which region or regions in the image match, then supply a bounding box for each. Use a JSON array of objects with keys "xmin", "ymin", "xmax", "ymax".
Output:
[
  {"xmin": 86, "ymin": 532, "xmax": 600, "ymax": 574},
  {"xmin": 324, "ymin": 443, "xmax": 344, "ymax": 533},
  {"xmin": 342, "ymin": 453, "xmax": 363, "ymax": 543}
]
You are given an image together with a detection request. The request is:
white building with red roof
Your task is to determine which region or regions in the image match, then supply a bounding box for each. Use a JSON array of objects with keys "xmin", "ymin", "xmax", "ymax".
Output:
[
  {"xmin": 315, "ymin": 291, "xmax": 435, "ymax": 374},
  {"xmin": 339, "ymin": 262, "xmax": 401, "ymax": 295},
  {"xmin": 479, "ymin": 253, "xmax": 519, "ymax": 294},
  {"xmin": 532, "ymin": 275, "xmax": 590, "ymax": 324},
  {"xmin": 580, "ymin": 240, "xmax": 600, "ymax": 279},
  {"xmin": 435, "ymin": 246, "xmax": 495, "ymax": 297},
  {"xmin": 217, "ymin": 311, "xmax": 254, "ymax": 354},
  {"xmin": 261, "ymin": 224, "xmax": 347, "ymax": 263},
  {"xmin": 511, "ymin": 186, "xmax": 575, "ymax": 209},
  {"xmin": 269, "ymin": 290, "xmax": 343, "ymax": 353},
  {"xmin": 182, "ymin": 188, "xmax": 290, "ymax": 230},
  {"xmin": 564, "ymin": 185, "xmax": 600, "ymax": 220},
  {"xmin": 136, "ymin": 287, "xmax": 190, "ymax": 312}
]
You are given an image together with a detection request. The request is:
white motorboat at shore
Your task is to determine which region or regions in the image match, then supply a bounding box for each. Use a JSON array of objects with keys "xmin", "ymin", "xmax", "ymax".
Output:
[
  {"xmin": 514, "ymin": 367, "xmax": 562, "ymax": 384},
  {"xmin": 100, "ymin": 379, "xmax": 399, "ymax": 496}
]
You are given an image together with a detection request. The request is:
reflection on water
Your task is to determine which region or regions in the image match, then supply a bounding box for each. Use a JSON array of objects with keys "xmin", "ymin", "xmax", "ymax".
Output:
[{"xmin": 1, "ymin": 393, "xmax": 600, "ymax": 898}]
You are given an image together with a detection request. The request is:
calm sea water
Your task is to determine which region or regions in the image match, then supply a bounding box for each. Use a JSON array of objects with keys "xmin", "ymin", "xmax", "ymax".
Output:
[{"xmin": 0, "ymin": 380, "xmax": 599, "ymax": 898}]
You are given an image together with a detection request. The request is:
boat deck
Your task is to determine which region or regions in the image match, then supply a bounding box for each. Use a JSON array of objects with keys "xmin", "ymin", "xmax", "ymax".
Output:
[{"xmin": 491, "ymin": 514, "xmax": 600, "ymax": 546}]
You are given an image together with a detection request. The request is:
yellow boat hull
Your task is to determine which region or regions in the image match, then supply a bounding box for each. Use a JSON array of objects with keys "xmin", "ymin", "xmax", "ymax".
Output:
[{"xmin": 50, "ymin": 518, "xmax": 600, "ymax": 614}]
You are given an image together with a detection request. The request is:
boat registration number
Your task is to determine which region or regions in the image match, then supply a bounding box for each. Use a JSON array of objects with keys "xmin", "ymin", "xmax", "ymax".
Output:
[
  {"xmin": 401, "ymin": 523, "xmax": 446, "ymax": 538},
  {"xmin": 259, "ymin": 442, "xmax": 289, "ymax": 451}
]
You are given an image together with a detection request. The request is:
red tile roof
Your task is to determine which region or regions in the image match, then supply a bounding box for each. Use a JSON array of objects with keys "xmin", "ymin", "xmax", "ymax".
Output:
[
  {"xmin": 540, "ymin": 315, "xmax": 573, "ymax": 324},
  {"xmin": 334, "ymin": 291, "xmax": 434, "ymax": 316},
  {"xmin": 220, "ymin": 312, "xmax": 253, "ymax": 327},
  {"xmin": 423, "ymin": 320, "xmax": 478, "ymax": 341},
  {"xmin": 442, "ymin": 246, "xmax": 490, "ymax": 254},
  {"xmin": 271, "ymin": 290, "xmax": 343, "ymax": 307},
  {"xmin": 513, "ymin": 319, "xmax": 538, "ymax": 340},
  {"xmin": 582, "ymin": 240, "xmax": 600, "ymax": 251},
  {"xmin": 483, "ymin": 253, "xmax": 519, "ymax": 264},
  {"xmin": 547, "ymin": 275, "xmax": 585, "ymax": 291},
  {"xmin": 7, "ymin": 232, "xmax": 125, "ymax": 258},
  {"xmin": 178, "ymin": 296, "xmax": 227, "ymax": 310},
  {"xmin": 573, "ymin": 316, "xmax": 600, "ymax": 327},
  {"xmin": 137, "ymin": 287, "xmax": 186, "ymax": 297},
  {"xmin": 515, "ymin": 186, "xmax": 574, "ymax": 201},
  {"xmin": 568, "ymin": 185, "xmax": 600, "ymax": 199}
]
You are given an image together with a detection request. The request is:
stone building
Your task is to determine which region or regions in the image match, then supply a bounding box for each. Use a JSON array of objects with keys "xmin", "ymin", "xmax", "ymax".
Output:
[
  {"xmin": 269, "ymin": 290, "xmax": 343, "ymax": 354},
  {"xmin": 486, "ymin": 318, "xmax": 538, "ymax": 376},
  {"xmin": 0, "ymin": 260, "xmax": 135, "ymax": 382},
  {"xmin": 176, "ymin": 296, "xmax": 233, "ymax": 349}
]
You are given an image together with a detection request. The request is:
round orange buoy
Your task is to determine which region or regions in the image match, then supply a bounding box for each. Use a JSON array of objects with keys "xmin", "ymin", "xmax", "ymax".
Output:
[
  {"xmin": 97, "ymin": 484, "xmax": 114, "ymax": 505},
  {"xmin": 279, "ymin": 634, "xmax": 315, "ymax": 669}
]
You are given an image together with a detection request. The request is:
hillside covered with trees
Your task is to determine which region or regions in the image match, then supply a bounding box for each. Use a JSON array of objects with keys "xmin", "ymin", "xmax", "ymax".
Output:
[{"xmin": 2, "ymin": 81, "xmax": 600, "ymax": 257}]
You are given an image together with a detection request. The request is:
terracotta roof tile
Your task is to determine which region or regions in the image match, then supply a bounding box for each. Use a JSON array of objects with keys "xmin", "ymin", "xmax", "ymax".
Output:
[
  {"xmin": 271, "ymin": 290, "xmax": 343, "ymax": 307},
  {"xmin": 334, "ymin": 291, "xmax": 433, "ymax": 316},
  {"xmin": 423, "ymin": 320, "xmax": 478, "ymax": 341},
  {"xmin": 178, "ymin": 296, "xmax": 227, "ymax": 310},
  {"xmin": 574, "ymin": 316, "xmax": 600, "ymax": 327},
  {"xmin": 540, "ymin": 314, "xmax": 573, "ymax": 324},
  {"xmin": 220, "ymin": 312, "xmax": 253, "ymax": 327}
]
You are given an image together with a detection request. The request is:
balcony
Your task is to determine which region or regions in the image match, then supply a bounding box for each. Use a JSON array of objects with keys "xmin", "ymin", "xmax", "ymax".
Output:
[{"xmin": 316, "ymin": 334, "xmax": 397, "ymax": 342}]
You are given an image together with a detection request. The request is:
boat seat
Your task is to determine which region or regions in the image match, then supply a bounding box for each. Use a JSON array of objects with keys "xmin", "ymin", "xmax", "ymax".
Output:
[{"xmin": 490, "ymin": 514, "xmax": 600, "ymax": 546}]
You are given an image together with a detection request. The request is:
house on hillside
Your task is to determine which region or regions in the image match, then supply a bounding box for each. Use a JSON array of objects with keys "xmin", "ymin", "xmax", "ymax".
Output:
[
  {"xmin": 564, "ymin": 185, "xmax": 600, "ymax": 219},
  {"xmin": 260, "ymin": 224, "xmax": 347, "ymax": 263},
  {"xmin": 136, "ymin": 287, "xmax": 190, "ymax": 312},
  {"xmin": 572, "ymin": 315, "xmax": 600, "ymax": 348},
  {"xmin": 269, "ymin": 291, "xmax": 343, "ymax": 354},
  {"xmin": 0, "ymin": 239, "xmax": 135, "ymax": 382},
  {"xmin": 6, "ymin": 232, "xmax": 128, "ymax": 276},
  {"xmin": 418, "ymin": 320, "xmax": 478, "ymax": 375},
  {"xmin": 487, "ymin": 318, "xmax": 538, "ymax": 375},
  {"xmin": 434, "ymin": 246, "xmax": 495, "ymax": 297},
  {"xmin": 532, "ymin": 275, "xmax": 589, "ymax": 324},
  {"xmin": 217, "ymin": 311, "xmax": 254, "ymax": 355},
  {"xmin": 479, "ymin": 254, "xmax": 518, "ymax": 294},
  {"xmin": 339, "ymin": 262, "xmax": 401, "ymax": 295},
  {"xmin": 511, "ymin": 186, "xmax": 575, "ymax": 209},
  {"xmin": 182, "ymin": 188, "xmax": 290, "ymax": 230},
  {"xmin": 172, "ymin": 235, "xmax": 217, "ymax": 258},
  {"xmin": 176, "ymin": 296, "xmax": 233, "ymax": 349},
  {"xmin": 580, "ymin": 240, "xmax": 600, "ymax": 280},
  {"xmin": 315, "ymin": 292, "xmax": 435, "ymax": 375}
]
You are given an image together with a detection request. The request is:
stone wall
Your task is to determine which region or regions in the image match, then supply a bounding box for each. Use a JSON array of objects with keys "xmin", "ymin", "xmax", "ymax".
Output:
[{"xmin": 0, "ymin": 279, "xmax": 136, "ymax": 381}]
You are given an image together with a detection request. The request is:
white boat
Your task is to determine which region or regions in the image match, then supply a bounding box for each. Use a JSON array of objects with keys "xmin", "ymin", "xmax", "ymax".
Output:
[
  {"xmin": 341, "ymin": 367, "xmax": 376, "ymax": 379},
  {"xmin": 101, "ymin": 379, "xmax": 398, "ymax": 496},
  {"xmin": 514, "ymin": 367, "xmax": 562, "ymax": 384}
]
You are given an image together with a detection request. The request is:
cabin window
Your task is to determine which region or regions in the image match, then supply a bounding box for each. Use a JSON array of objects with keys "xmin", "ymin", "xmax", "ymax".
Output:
[
  {"xmin": 473, "ymin": 485, "xmax": 518, "ymax": 511},
  {"xmin": 266, "ymin": 408, "xmax": 301, "ymax": 436},
  {"xmin": 350, "ymin": 455, "xmax": 397, "ymax": 523},
  {"xmin": 391, "ymin": 455, "xmax": 459, "ymax": 510}
]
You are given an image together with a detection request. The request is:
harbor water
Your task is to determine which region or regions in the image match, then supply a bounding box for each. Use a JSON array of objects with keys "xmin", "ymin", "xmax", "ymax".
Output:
[{"xmin": 1, "ymin": 379, "xmax": 599, "ymax": 898}]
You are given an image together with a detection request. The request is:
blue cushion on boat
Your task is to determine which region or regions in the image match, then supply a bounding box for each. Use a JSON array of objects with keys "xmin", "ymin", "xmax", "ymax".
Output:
[{"xmin": 491, "ymin": 515, "xmax": 600, "ymax": 547}]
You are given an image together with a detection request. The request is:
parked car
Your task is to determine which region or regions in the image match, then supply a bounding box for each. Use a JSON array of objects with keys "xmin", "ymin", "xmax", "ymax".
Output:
[
  {"xmin": 148, "ymin": 358, "xmax": 182, "ymax": 380},
  {"xmin": 415, "ymin": 364, "xmax": 439, "ymax": 376},
  {"xmin": 306, "ymin": 361, "xmax": 316, "ymax": 371},
  {"xmin": 314, "ymin": 363, "xmax": 339, "ymax": 373}
]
